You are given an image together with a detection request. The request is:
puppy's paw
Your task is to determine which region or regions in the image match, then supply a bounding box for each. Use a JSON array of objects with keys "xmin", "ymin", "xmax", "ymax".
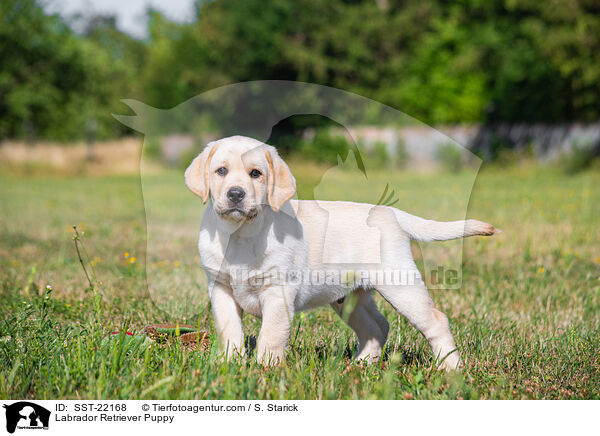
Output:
[
  {"xmin": 256, "ymin": 348, "xmax": 285, "ymax": 367},
  {"xmin": 437, "ymin": 353, "xmax": 463, "ymax": 372}
]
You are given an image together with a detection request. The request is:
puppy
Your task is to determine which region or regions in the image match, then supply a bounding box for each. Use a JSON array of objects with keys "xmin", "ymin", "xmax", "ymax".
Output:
[{"xmin": 185, "ymin": 135, "xmax": 498, "ymax": 370}]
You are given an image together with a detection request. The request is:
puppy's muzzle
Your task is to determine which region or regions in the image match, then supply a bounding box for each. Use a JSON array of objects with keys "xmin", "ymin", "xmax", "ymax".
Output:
[
  {"xmin": 220, "ymin": 186, "xmax": 257, "ymax": 220},
  {"xmin": 227, "ymin": 187, "xmax": 245, "ymax": 204}
]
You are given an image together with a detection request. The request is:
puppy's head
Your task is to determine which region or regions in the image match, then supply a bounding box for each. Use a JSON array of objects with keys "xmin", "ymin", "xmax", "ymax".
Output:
[{"xmin": 185, "ymin": 136, "xmax": 296, "ymax": 222}]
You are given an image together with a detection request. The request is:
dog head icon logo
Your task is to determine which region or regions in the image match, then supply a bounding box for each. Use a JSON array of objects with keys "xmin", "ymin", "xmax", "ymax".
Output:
[{"xmin": 3, "ymin": 402, "xmax": 50, "ymax": 433}]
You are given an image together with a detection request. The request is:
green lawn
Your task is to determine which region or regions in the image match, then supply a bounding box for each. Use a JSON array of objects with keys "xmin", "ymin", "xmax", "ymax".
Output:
[{"xmin": 0, "ymin": 163, "xmax": 599, "ymax": 399}]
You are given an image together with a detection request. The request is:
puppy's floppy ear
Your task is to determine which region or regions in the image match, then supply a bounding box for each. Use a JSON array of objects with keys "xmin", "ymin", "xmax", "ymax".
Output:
[
  {"xmin": 264, "ymin": 147, "xmax": 296, "ymax": 212},
  {"xmin": 185, "ymin": 144, "xmax": 218, "ymax": 203}
]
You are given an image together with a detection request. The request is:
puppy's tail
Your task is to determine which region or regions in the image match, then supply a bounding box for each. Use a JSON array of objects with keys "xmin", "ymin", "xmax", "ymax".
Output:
[{"xmin": 392, "ymin": 209, "xmax": 500, "ymax": 242}]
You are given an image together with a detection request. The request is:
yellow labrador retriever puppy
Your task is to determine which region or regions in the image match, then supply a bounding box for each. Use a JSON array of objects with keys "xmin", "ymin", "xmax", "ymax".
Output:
[{"xmin": 185, "ymin": 135, "xmax": 498, "ymax": 370}]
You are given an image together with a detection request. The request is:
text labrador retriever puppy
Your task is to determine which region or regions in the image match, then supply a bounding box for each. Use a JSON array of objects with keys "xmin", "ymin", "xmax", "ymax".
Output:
[{"xmin": 185, "ymin": 136, "xmax": 499, "ymax": 370}]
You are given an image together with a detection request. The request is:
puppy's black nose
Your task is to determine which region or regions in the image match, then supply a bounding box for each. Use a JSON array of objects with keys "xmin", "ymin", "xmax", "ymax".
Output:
[{"xmin": 227, "ymin": 187, "xmax": 246, "ymax": 204}]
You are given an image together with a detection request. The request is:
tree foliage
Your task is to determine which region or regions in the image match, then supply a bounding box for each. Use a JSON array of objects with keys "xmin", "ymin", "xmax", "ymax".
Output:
[{"xmin": 1, "ymin": 0, "xmax": 599, "ymax": 141}]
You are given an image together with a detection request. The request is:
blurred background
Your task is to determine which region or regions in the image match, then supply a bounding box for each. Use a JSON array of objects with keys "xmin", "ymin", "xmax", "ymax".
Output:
[{"xmin": 1, "ymin": 0, "xmax": 599, "ymax": 170}]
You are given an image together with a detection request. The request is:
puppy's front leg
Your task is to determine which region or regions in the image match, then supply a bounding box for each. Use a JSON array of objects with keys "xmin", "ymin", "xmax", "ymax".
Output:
[
  {"xmin": 210, "ymin": 281, "xmax": 244, "ymax": 360},
  {"xmin": 257, "ymin": 286, "xmax": 295, "ymax": 365}
]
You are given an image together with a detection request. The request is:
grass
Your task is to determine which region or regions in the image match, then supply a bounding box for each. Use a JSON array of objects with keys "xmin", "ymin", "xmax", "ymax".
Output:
[{"xmin": 0, "ymin": 161, "xmax": 599, "ymax": 399}]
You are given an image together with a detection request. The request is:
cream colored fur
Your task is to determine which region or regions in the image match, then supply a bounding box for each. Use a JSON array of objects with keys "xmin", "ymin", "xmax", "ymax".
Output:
[{"xmin": 185, "ymin": 135, "xmax": 499, "ymax": 370}]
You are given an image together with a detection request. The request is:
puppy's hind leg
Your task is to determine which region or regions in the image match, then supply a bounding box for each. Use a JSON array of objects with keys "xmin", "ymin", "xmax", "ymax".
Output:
[
  {"xmin": 376, "ymin": 283, "xmax": 462, "ymax": 371},
  {"xmin": 331, "ymin": 288, "xmax": 389, "ymax": 364},
  {"xmin": 364, "ymin": 292, "xmax": 390, "ymax": 343}
]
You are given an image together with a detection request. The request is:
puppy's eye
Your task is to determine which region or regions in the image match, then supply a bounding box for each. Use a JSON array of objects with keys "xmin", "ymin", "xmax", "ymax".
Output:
[
  {"xmin": 216, "ymin": 167, "xmax": 227, "ymax": 176},
  {"xmin": 249, "ymin": 169, "xmax": 262, "ymax": 178}
]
